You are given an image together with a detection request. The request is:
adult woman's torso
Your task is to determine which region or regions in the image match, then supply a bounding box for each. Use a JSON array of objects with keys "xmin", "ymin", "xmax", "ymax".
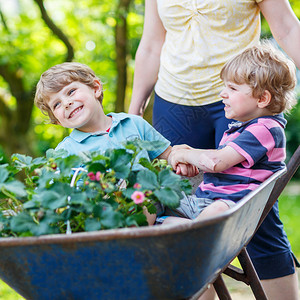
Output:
[{"xmin": 155, "ymin": 0, "xmax": 262, "ymax": 106}]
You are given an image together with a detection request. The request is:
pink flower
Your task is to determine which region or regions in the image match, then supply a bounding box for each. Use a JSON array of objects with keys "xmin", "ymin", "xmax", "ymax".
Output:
[
  {"xmin": 95, "ymin": 171, "xmax": 101, "ymax": 181},
  {"xmin": 133, "ymin": 183, "xmax": 141, "ymax": 189},
  {"xmin": 131, "ymin": 191, "xmax": 145, "ymax": 204},
  {"xmin": 87, "ymin": 172, "xmax": 96, "ymax": 181}
]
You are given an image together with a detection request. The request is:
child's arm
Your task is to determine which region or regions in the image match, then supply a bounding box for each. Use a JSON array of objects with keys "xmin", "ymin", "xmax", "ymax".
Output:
[
  {"xmin": 158, "ymin": 146, "xmax": 199, "ymax": 177},
  {"xmin": 168, "ymin": 144, "xmax": 245, "ymax": 173},
  {"xmin": 158, "ymin": 145, "xmax": 172, "ymax": 161}
]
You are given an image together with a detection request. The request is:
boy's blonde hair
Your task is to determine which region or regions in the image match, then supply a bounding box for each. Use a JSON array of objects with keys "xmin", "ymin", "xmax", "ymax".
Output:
[
  {"xmin": 220, "ymin": 41, "xmax": 297, "ymax": 113},
  {"xmin": 34, "ymin": 62, "xmax": 104, "ymax": 124}
]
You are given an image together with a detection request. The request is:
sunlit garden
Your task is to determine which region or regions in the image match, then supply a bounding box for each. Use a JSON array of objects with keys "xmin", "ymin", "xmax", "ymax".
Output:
[{"xmin": 0, "ymin": 0, "xmax": 299, "ymax": 298}]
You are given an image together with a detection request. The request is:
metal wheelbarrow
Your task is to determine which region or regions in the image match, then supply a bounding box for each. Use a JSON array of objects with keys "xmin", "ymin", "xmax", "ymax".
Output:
[{"xmin": 0, "ymin": 167, "xmax": 287, "ymax": 300}]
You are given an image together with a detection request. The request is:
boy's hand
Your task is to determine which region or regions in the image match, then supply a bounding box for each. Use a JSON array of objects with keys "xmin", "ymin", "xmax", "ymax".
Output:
[
  {"xmin": 168, "ymin": 148, "xmax": 191, "ymax": 171},
  {"xmin": 169, "ymin": 144, "xmax": 246, "ymax": 173},
  {"xmin": 168, "ymin": 144, "xmax": 198, "ymax": 176},
  {"xmin": 160, "ymin": 144, "xmax": 198, "ymax": 176},
  {"xmin": 171, "ymin": 144, "xmax": 193, "ymax": 152},
  {"xmin": 176, "ymin": 163, "xmax": 199, "ymax": 177}
]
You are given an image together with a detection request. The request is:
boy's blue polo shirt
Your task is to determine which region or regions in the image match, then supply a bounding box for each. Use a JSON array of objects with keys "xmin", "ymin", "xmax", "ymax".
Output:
[{"xmin": 55, "ymin": 112, "xmax": 170, "ymax": 161}]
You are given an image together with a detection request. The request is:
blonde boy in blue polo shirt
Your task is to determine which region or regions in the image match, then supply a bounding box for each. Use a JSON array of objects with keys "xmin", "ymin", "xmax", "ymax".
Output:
[{"xmin": 34, "ymin": 62, "xmax": 171, "ymax": 162}]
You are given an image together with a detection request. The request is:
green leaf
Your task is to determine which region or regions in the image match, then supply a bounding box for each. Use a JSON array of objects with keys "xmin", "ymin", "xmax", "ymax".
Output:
[
  {"xmin": 88, "ymin": 162, "xmax": 107, "ymax": 173},
  {"xmin": 11, "ymin": 154, "xmax": 46, "ymax": 173},
  {"xmin": 125, "ymin": 214, "xmax": 147, "ymax": 227},
  {"xmin": 123, "ymin": 143, "xmax": 137, "ymax": 152},
  {"xmin": 48, "ymin": 181, "xmax": 73, "ymax": 196},
  {"xmin": 69, "ymin": 193, "xmax": 94, "ymax": 214},
  {"xmin": 3, "ymin": 181, "xmax": 27, "ymax": 197},
  {"xmin": 158, "ymin": 169, "xmax": 181, "ymax": 187},
  {"xmin": 84, "ymin": 187, "xmax": 99, "ymax": 199},
  {"xmin": 46, "ymin": 148, "xmax": 68, "ymax": 159},
  {"xmin": 88, "ymin": 152, "xmax": 108, "ymax": 162},
  {"xmin": 138, "ymin": 157, "xmax": 156, "ymax": 172},
  {"xmin": 36, "ymin": 169, "xmax": 59, "ymax": 189},
  {"xmin": 99, "ymin": 204, "xmax": 124, "ymax": 228},
  {"xmin": 0, "ymin": 214, "xmax": 11, "ymax": 235},
  {"xmin": 0, "ymin": 167, "xmax": 9, "ymax": 183},
  {"xmin": 93, "ymin": 203, "xmax": 110, "ymax": 218},
  {"xmin": 145, "ymin": 202, "xmax": 157, "ymax": 215},
  {"xmin": 127, "ymin": 171, "xmax": 138, "ymax": 186},
  {"xmin": 26, "ymin": 211, "xmax": 62, "ymax": 236},
  {"xmin": 0, "ymin": 139, "xmax": 194, "ymax": 236},
  {"xmin": 11, "ymin": 153, "xmax": 33, "ymax": 168},
  {"xmin": 108, "ymin": 148, "xmax": 132, "ymax": 168},
  {"xmin": 154, "ymin": 188, "xmax": 181, "ymax": 208},
  {"xmin": 23, "ymin": 199, "xmax": 40, "ymax": 209},
  {"xmin": 122, "ymin": 187, "xmax": 135, "ymax": 199},
  {"xmin": 113, "ymin": 164, "xmax": 130, "ymax": 179},
  {"xmin": 137, "ymin": 169, "xmax": 159, "ymax": 190},
  {"xmin": 32, "ymin": 157, "xmax": 47, "ymax": 166},
  {"xmin": 33, "ymin": 191, "xmax": 68, "ymax": 210},
  {"xmin": 30, "ymin": 219, "xmax": 60, "ymax": 236},
  {"xmin": 180, "ymin": 179, "xmax": 193, "ymax": 195},
  {"xmin": 69, "ymin": 192, "xmax": 88, "ymax": 205},
  {"xmin": 125, "ymin": 215, "xmax": 139, "ymax": 227},
  {"xmin": 56, "ymin": 155, "xmax": 84, "ymax": 176},
  {"xmin": 10, "ymin": 212, "xmax": 36, "ymax": 233},
  {"xmin": 85, "ymin": 218, "xmax": 101, "ymax": 231}
]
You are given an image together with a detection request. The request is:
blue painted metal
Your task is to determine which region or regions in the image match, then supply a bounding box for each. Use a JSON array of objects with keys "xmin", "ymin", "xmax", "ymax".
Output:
[{"xmin": 0, "ymin": 169, "xmax": 285, "ymax": 300}]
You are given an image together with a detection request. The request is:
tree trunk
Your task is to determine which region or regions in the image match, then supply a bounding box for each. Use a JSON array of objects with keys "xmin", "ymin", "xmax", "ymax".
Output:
[{"xmin": 114, "ymin": 0, "xmax": 131, "ymax": 112}]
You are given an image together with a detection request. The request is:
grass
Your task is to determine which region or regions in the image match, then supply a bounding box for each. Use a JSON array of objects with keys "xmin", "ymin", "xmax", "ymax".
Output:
[
  {"xmin": 0, "ymin": 181, "xmax": 299, "ymax": 299},
  {"xmin": 278, "ymin": 181, "xmax": 300, "ymax": 259},
  {"xmin": 0, "ymin": 283, "xmax": 24, "ymax": 300}
]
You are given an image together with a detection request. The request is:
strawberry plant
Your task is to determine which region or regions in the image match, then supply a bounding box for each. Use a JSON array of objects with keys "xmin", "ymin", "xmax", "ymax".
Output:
[{"xmin": 0, "ymin": 140, "xmax": 191, "ymax": 237}]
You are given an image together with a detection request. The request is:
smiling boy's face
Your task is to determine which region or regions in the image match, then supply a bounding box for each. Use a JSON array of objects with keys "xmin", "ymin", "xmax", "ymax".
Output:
[{"xmin": 47, "ymin": 80, "xmax": 104, "ymax": 132}]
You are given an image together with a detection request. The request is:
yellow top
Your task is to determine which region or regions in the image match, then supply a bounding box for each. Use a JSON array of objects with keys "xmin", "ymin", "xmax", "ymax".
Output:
[{"xmin": 155, "ymin": 0, "xmax": 263, "ymax": 106}]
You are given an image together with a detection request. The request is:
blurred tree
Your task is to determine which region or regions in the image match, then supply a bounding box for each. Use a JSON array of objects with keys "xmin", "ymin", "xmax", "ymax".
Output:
[
  {"xmin": 115, "ymin": 0, "xmax": 132, "ymax": 112},
  {"xmin": 33, "ymin": 0, "xmax": 74, "ymax": 62},
  {"xmin": 0, "ymin": 0, "xmax": 74, "ymax": 157}
]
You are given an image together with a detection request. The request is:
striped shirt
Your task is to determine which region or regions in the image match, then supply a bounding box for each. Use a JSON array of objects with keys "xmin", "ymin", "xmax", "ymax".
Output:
[{"xmin": 195, "ymin": 115, "xmax": 286, "ymax": 202}]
